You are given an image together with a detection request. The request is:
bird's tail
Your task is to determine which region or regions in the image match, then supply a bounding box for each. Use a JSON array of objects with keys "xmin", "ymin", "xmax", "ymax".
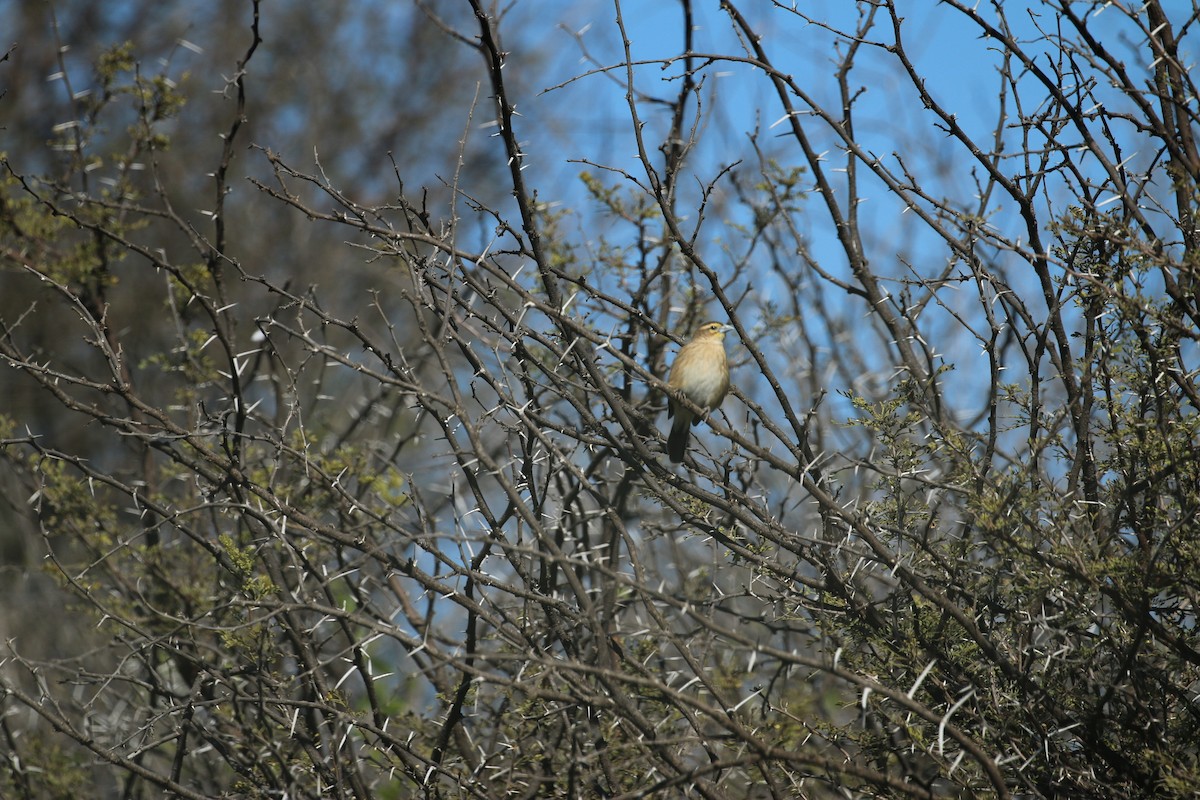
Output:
[{"xmin": 668, "ymin": 415, "xmax": 690, "ymax": 463}]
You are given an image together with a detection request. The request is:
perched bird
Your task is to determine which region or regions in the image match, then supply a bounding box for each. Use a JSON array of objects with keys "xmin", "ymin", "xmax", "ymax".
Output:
[{"xmin": 666, "ymin": 322, "xmax": 732, "ymax": 463}]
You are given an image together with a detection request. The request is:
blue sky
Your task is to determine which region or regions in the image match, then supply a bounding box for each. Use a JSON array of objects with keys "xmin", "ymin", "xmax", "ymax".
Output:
[{"xmin": 456, "ymin": 0, "xmax": 1197, "ymax": 469}]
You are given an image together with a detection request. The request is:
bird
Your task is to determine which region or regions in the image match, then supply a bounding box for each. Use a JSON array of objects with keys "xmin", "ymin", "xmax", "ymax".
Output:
[{"xmin": 666, "ymin": 321, "xmax": 732, "ymax": 463}]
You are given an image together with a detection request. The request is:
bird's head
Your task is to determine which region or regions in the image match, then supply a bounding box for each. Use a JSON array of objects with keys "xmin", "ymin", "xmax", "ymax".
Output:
[{"xmin": 692, "ymin": 322, "xmax": 733, "ymax": 341}]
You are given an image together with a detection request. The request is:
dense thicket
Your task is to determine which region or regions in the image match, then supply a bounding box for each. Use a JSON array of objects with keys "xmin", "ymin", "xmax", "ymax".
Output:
[{"xmin": 2, "ymin": 2, "xmax": 1198, "ymax": 797}]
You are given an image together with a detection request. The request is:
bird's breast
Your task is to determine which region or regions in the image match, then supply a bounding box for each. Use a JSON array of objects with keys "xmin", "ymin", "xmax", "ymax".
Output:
[{"xmin": 679, "ymin": 347, "xmax": 728, "ymax": 408}]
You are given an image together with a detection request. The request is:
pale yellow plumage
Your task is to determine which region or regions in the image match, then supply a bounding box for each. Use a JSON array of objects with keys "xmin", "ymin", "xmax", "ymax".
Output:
[{"xmin": 666, "ymin": 322, "xmax": 731, "ymax": 463}]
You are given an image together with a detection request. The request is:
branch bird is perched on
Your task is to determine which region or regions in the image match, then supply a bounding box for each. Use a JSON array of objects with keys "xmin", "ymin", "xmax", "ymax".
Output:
[{"xmin": 666, "ymin": 322, "xmax": 732, "ymax": 463}]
